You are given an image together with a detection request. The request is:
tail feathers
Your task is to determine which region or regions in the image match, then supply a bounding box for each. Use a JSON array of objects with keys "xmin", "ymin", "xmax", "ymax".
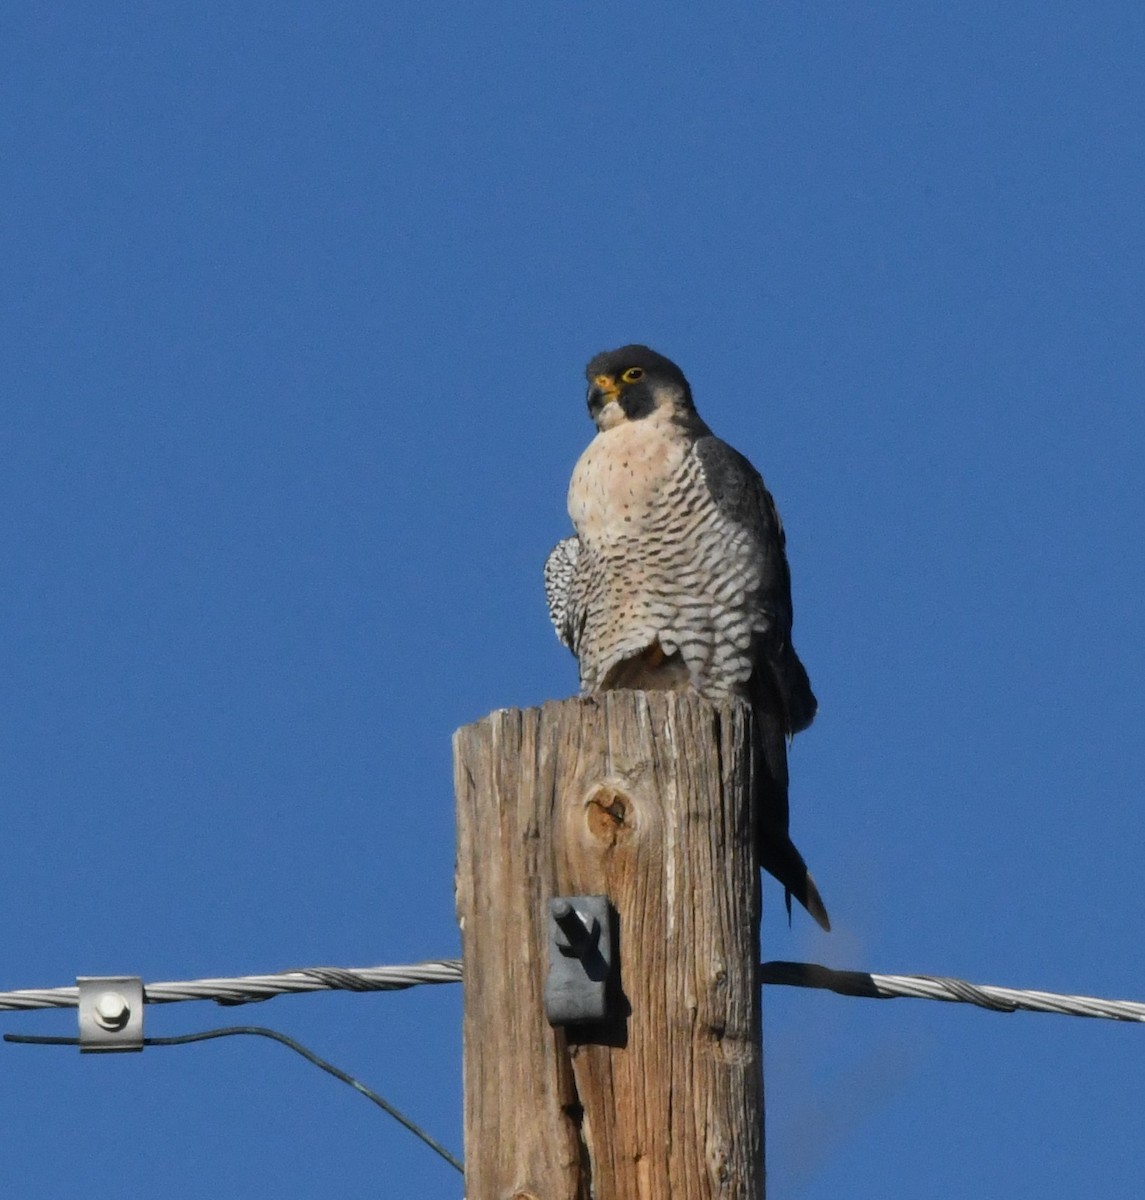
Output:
[
  {"xmin": 790, "ymin": 868, "xmax": 831, "ymax": 932},
  {"xmin": 750, "ymin": 681, "xmax": 830, "ymax": 932},
  {"xmin": 759, "ymin": 838, "xmax": 831, "ymax": 932}
]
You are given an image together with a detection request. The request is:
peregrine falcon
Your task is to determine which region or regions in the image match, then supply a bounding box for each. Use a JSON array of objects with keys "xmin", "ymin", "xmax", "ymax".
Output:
[{"xmin": 545, "ymin": 345, "xmax": 829, "ymax": 931}]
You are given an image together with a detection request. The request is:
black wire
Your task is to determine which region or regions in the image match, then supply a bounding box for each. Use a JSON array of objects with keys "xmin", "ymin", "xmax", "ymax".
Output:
[{"xmin": 5, "ymin": 1027, "xmax": 463, "ymax": 1176}]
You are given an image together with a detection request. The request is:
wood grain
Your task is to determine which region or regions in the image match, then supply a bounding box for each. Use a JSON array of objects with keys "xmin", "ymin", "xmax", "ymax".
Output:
[{"xmin": 454, "ymin": 692, "xmax": 763, "ymax": 1199}]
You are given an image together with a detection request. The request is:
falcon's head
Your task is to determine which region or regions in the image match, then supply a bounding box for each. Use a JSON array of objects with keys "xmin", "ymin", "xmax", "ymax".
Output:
[{"xmin": 585, "ymin": 345, "xmax": 694, "ymax": 432}]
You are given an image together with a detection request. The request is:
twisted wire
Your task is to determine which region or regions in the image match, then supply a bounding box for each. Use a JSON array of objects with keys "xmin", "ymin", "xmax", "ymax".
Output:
[
  {"xmin": 2, "ymin": 957, "xmax": 1145, "ymax": 1025},
  {"xmin": 760, "ymin": 961, "xmax": 1145, "ymax": 1022},
  {"xmin": 0, "ymin": 960, "xmax": 462, "ymax": 1012}
]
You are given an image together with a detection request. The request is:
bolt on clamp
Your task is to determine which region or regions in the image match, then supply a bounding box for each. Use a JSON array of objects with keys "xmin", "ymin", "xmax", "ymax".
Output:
[{"xmin": 77, "ymin": 976, "xmax": 144, "ymax": 1052}]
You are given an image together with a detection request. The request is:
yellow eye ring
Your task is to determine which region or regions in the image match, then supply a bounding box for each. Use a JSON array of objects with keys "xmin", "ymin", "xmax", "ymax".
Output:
[{"xmin": 621, "ymin": 367, "xmax": 645, "ymax": 383}]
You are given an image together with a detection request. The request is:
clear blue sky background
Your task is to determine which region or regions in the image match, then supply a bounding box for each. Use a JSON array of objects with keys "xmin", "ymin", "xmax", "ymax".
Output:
[{"xmin": 3, "ymin": 3, "xmax": 1143, "ymax": 1196}]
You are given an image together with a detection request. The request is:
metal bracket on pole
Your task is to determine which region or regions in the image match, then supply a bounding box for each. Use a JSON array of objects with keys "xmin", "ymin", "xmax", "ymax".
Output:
[
  {"xmin": 77, "ymin": 976, "xmax": 145, "ymax": 1053},
  {"xmin": 543, "ymin": 895, "xmax": 614, "ymax": 1026}
]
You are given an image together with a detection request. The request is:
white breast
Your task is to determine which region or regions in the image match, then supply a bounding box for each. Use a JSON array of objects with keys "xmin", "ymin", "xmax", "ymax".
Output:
[{"xmin": 567, "ymin": 409, "xmax": 689, "ymax": 542}]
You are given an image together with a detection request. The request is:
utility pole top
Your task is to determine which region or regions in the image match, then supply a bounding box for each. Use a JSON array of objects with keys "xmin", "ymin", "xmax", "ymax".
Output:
[{"xmin": 454, "ymin": 692, "xmax": 764, "ymax": 1198}]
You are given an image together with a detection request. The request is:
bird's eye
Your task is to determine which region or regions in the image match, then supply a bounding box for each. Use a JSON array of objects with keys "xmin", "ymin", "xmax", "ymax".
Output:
[{"xmin": 622, "ymin": 367, "xmax": 645, "ymax": 383}]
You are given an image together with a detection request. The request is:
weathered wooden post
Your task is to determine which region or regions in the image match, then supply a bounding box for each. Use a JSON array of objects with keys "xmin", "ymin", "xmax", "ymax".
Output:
[{"xmin": 454, "ymin": 691, "xmax": 764, "ymax": 1198}]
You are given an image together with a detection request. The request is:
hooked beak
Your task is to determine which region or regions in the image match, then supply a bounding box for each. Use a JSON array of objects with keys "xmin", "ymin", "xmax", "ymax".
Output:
[{"xmin": 587, "ymin": 374, "xmax": 621, "ymax": 419}]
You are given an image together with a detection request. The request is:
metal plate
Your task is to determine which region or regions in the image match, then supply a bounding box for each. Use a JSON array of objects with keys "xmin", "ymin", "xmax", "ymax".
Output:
[
  {"xmin": 543, "ymin": 895, "xmax": 613, "ymax": 1026},
  {"xmin": 77, "ymin": 976, "xmax": 144, "ymax": 1052}
]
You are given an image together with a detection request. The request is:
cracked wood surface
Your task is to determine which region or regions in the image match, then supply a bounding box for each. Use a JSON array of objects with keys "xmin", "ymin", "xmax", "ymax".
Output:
[{"xmin": 454, "ymin": 693, "xmax": 764, "ymax": 1198}]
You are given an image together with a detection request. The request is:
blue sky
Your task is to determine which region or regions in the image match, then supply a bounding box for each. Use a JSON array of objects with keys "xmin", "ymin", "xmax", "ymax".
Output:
[{"xmin": 3, "ymin": 3, "xmax": 1144, "ymax": 1195}]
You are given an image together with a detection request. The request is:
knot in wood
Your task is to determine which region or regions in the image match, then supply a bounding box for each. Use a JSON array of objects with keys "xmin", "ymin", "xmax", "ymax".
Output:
[{"xmin": 584, "ymin": 783, "xmax": 633, "ymax": 845}]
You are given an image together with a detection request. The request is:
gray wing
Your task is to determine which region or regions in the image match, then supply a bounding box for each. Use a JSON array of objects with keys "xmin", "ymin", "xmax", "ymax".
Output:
[
  {"xmin": 543, "ymin": 535, "xmax": 583, "ymax": 654},
  {"xmin": 695, "ymin": 434, "xmax": 828, "ymax": 931},
  {"xmin": 693, "ymin": 436, "xmax": 817, "ymax": 734}
]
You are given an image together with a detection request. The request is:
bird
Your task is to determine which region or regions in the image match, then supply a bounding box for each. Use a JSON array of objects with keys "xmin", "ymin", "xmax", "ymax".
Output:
[{"xmin": 544, "ymin": 344, "xmax": 829, "ymax": 931}]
